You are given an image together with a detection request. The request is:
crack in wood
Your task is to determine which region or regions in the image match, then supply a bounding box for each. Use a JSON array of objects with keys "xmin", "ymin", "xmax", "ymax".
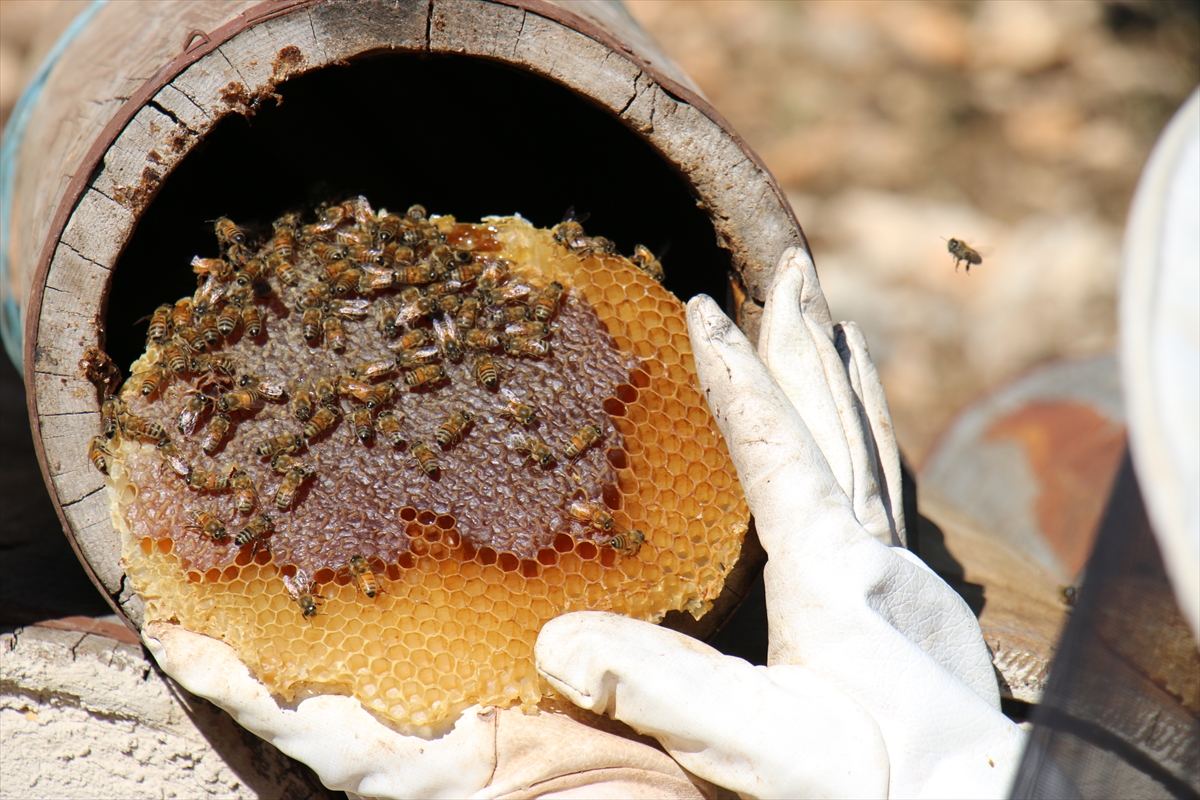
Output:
[
  {"xmin": 60, "ymin": 484, "xmax": 105, "ymax": 507},
  {"xmin": 58, "ymin": 240, "xmax": 112, "ymax": 272}
]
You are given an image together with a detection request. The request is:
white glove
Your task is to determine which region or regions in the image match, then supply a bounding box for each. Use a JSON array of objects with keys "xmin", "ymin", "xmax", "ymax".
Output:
[{"xmin": 535, "ymin": 247, "xmax": 1027, "ymax": 799}]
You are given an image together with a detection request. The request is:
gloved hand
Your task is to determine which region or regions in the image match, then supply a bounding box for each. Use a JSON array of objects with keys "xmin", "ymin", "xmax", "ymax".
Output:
[{"xmin": 535, "ymin": 247, "xmax": 1027, "ymax": 799}]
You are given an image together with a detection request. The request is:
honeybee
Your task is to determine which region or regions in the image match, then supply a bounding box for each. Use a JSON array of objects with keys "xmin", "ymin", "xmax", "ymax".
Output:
[
  {"xmin": 274, "ymin": 464, "xmax": 315, "ymax": 510},
  {"xmin": 436, "ymin": 409, "xmax": 474, "ymax": 447},
  {"xmin": 564, "ymin": 423, "xmax": 604, "ymax": 459},
  {"xmin": 215, "ymin": 217, "xmax": 247, "ymax": 246},
  {"xmin": 328, "ymin": 297, "xmax": 371, "ymax": 321},
  {"xmin": 298, "ymin": 284, "xmax": 331, "ymax": 311},
  {"xmin": 395, "ymin": 327, "xmax": 433, "ymax": 350},
  {"xmin": 347, "ymin": 555, "xmax": 379, "ymax": 598},
  {"xmin": 272, "ymin": 222, "xmax": 298, "ymax": 263},
  {"xmin": 553, "ymin": 208, "xmax": 589, "ymax": 250},
  {"xmin": 234, "ymin": 258, "xmax": 266, "ymax": 288},
  {"xmin": 505, "ymin": 321, "xmax": 550, "ymax": 339},
  {"xmin": 532, "ymin": 281, "xmax": 564, "ymax": 321},
  {"xmin": 335, "ymin": 375, "xmax": 375, "ymax": 404},
  {"xmin": 347, "ymin": 358, "xmax": 394, "ymax": 382},
  {"xmin": 239, "ymin": 374, "xmax": 286, "ymax": 402},
  {"xmin": 309, "ymin": 242, "xmax": 346, "ymax": 264},
  {"xmin": 447, "ymin": 262, "xmax": 484, "ymax": 284},
  {"xmin": 201, "ymin": 412, "xmax": 233, "ymax": 454},
  {"xmin": 409, "ymin": 441, "xmax": 440, "ymax": 477},
  {"xmin": 191, "ymin": 256, "xmax": 233, "ymax": 281},
  {"xmin": 500, "ymin": 391, "xmax": 537, "ymax": 426},
  {"xmin": 101, "ymin": 396, "xmax": 124, "ymax": 440},
  {"xmin": 631, "ymin": 244, "xmax": 665, "ymax": 282},
  {"xmin": 216, "ymin": 296, "xmax": 242, "ymax": 336},
  {"xmin": 437, "ymin": 293, "xmax": 462, "ymax": 317},
  {"xmin": 235, "ymin": 513, "xmax": 274, "ymax": 555},
  {"xmin": 275, "ymin": 256, "xmax": 301, "ymax": 287},
  {"xmin": 303, "ymin": 405, "xmax": 340, "ymax": 439},
  {"xmin": 395, "ymin": 264, "xmax": 439, "ymax": 285},
  {"xmin": 283, "ymin": 569, "xmax": 323, "ymax": 618},
  {"xmin": 587, "ymin": 236, "xmax": 615, "ymax": 256},
  {"xmin": 403, "ymin": 364, "xmax": 447, "ymax": 391},
  {"xmin": 395, "ymin": 345, "xmax": 443, "ymax": 370},
  {"xmin": 945, "ymin": 238, "xmax": 983, "ymax": 273},
  {"xmin": 302, "ymin": 306, "xmax": 323, "ymax": 342},
  {"xmin": 230, "ymin": 467, "xmax": 257, "ymax": 513},
  {"xmin": 463, "ymin": 329, "xmax": 504, "ymax": 350},
  {"xmin": 311, "ymin": 377, "xmax": 336, "ymax": 408},
  {"xmin": 377, "ymin": 303, "xmax": 401, "ymax": 338},
  {"xmin": 427, "ymin": 279, "xmax": 465, "ymax": 298},
  {"xmin": 187, "ymin": 467, "xmax": 231, "ymax": 493},
  {"xmin": 504, "ymin": 337, "xmax": 551, "ymax": 358},
  {"xmin": 187, "ymin": 510, "xmax": 229, "ymax": 543},
  {"xmin": 432, "ymin": 316, "xmax": 462, "ymax": 362},
  {"xmin": 349, "ymin": 406, "xmax": 374, "ymax": 443},
  {"xmin": 88, "ymin": 436, "xmax": 110, "ymax": 474},
  {"xmin": 172, "ymin": 297, "xmax": 195, "ymax": 331},
  {"xmin": 490, "ymin": 305, "xmax": 529, "ymax": 326},
  {"xmin": 197, "ymin": 310, "xmax": 220, "ymax": 346},
  {"xmin": 270, "ymin": 452, "xmax": 300, "ymax": 473},
  {"xmin": 568, "ymin": 500, "xmax": 615, "ymax": 532},
  {"xmin": 157, "ymin": 438, "xmax": 191, "ymax": 476},
  {"xmin": 175, "ymin": 392, "xmax": 211, "ymax": 435},
  {"xmin": 331, "ymin": 267, "xmax": 362, "ymax": 296},
  {"xmin": 292, "ymin": 387, "xmax": 314, "ymax": 421},
  {"xmin": 477, "ymin": 282, "xmax": 531, "ymax": 306},
  {"xmin": 473, "ymin": 351, "xmax": 498, "ymax": 390},
  {"xmin": 514, "ymin": 436, "xmax": 556, "ymax": 468},
  {"xmin": 363, "ymin": 381, "xmax": 397, "ymax": 410},
  {"xmin": 407, "ymin": 204, "xmax": 427, "ymax": 221},
  {"xmin": 396, "ymin": 294, "xmax": 437, "ymax": 325},
  {"xmin": 242, "ymin": 302, "xmax": 263, "ymax": 338},
  {"xmin": 376, "ymin": 214, "xmax": 402, "ymax": 245},
  {"xmin": 216, "ymin": 388, "xmax": 263, "ymax": 413},
  {"xmin": 609, "ymin": 529, "xmax": 645, "ymax": 556},
  {"xmin": 194, "ymin": 275, "xmax": 230, "ymax": 313},
  {"xmin": 456, "ymin": 296, "xmax": 480, "ymax": 330},
  {"xmin": 80, "ymin": 346, "xmax": 122, "ymax": 398},
  {"xmin": 138, "ymin": 364, "xmax": 168, "ymax": 397},
  {"xmin": 256, "ymin": 432, "xmax": 304, "ymax": 458},
  {"xmin": 147, "ymin": 303, "xmax": 173, "ymax": 342},
  {"xmin": 377, "ymin": 410, "xmax": 405, "ymax": 447},
  {"xmin": 322, "ymin": 314, "xmax": 347, "ymax": 352},
  {"xmin": 176, "ymin": 325, "xmax": 208, "ymax": 354},
  {"xmin": 121, "ymin": 412, "xmax": 167, "ymax": 443}
]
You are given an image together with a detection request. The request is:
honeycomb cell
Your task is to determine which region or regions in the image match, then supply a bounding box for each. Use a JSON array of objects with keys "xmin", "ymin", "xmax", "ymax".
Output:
[{"xmin": 114, "ymin": 206, "xmax": 749, "ymax": 731}]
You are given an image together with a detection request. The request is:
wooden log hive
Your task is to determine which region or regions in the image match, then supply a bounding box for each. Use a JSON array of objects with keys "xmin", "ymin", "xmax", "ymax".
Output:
[{"xmin": 8, "ymin": 0, "xmax": 801, "ymax": 644}]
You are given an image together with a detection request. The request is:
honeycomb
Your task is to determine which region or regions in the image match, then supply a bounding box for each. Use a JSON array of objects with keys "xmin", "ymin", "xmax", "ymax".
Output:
[{"xmin": 101, "ymin": 199, "xmax": 749, "ymax": 732}]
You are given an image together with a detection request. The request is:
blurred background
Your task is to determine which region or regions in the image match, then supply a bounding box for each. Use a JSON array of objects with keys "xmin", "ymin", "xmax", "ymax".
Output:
[{"xmin": 3, "ymin": 0, "xmax": 1198, "ymax": 464}]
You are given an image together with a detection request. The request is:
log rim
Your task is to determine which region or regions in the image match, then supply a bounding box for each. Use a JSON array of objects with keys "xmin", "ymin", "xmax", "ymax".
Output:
[{"xmin": 24, "ymin": 0, "xmax": 785, "ymax": 637}]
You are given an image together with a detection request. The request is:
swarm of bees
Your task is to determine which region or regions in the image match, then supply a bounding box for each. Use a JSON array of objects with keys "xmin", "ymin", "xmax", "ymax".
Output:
[{"xmin": 94, "ymin": 197, "xmax": 656, "ymax": 619}]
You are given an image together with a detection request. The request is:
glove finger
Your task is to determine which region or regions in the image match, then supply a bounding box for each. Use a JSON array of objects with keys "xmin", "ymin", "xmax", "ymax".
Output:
[
  {"xmin": 687, "ymin": 294, "xmax": 862, "ymax": 557},
  {"xmin": 841, "ymin": 321, "xmax": 906, "ymax": 546},
  {"xmin": 758, "ymin": 247, "xmax": 856, "ymax": 504},
  {"xmin": 143, "ymin": 622, "xmax": 497, "ymax": 799},
  {"xmin": 535, "ymin": 612, "xmax": 889, "ymax": 799}
]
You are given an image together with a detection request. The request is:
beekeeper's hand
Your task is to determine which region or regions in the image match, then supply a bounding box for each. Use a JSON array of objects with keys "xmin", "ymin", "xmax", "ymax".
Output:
[{"xmin": 535, "ymin": 247, "xmax": 1026, "ymax": 799}]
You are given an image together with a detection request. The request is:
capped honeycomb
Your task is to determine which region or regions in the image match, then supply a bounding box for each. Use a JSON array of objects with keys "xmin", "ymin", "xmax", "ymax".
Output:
[{"xmin": 99, "ymin": 198, "xmax": 748, "ymax": 732}]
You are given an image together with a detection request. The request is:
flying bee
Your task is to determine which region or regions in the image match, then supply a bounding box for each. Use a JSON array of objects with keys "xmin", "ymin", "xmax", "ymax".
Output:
[
  {"xmin": 187, "ymin": 510, "xmax": 229, "ymax": 543},
  {"xmin": 504, "ymin": 337, "xmax": 551, "ymax": 358},
  {"xmin": 568, "ymin": 500, "xmax": 615, "ymax": 532},
  {"xmin": 944, "ymin": 237, "xmax": 983, "ymax": 273},
  {"xmin": 303, "ymin": 405, "xmax": 340, "ymax": 439},
  {"xmin": 157, "ymin": 438, "xmax": 191, "ymax": 476},
  {"xmin": 101, "ymin": 396, "xmax": 125, "ymax": 440},
  {"xmin": 302, "ymin": 305, "xmax": 323, "ymax": 342},
  {"xmin": 172, "ymin": 297, "xmax": 195, "ymax": 331},
  {"xmin": 283, "ymin": 569, "xmax": 323, "ymax": 618},
  {"xmin": 500, "ymin": 391, "xmax": 537, "ymax": 426},
  {"xmin": 395, "ymin": 327, "xmax": 433, "ymax": 350},
  {"xmin": 230, "ymin": 467, "xmax": 257, "ymax": 513},
  {"xmin": 292, "ymin": 387, "xmax": 314, "ymax": 421},
  {"xmin": 505, "ymin": 321, "xmax": 550, "ymax": 339},
  {"xmin": 456, "ymin": 296, "xmax": 480, "ymax": 330},
  {"xmin": 216, "ymin": 295, "xmax": 243, "ymax": 336},
  {"xmin": 564, "ymin": 423, "xmax": 604, "ymax": 459},
  {"xmin": 215, "ymin": 217, "xmax": 247, "ymax": 246},
  {"xmin": 216, "ymin": 388, "xmax": 263, "ymax": 413},
  {"xmin": 514, "ymin": 436, "xmax": 556, "ymax": 468},
  {"xmin": 463, "ymin": 329, "xmax": 504, "ymax": 350},
  {"xmin": 609, "ymin": 529, "xmax": 645, "ymax": 556},
  {"xmin": 256, "ymin": 432, "xmax": 304, "ymax": 458},
  {"xmin": 309, "ymin": 241, "xmax": 346, "ymax": 264},
  {"xmin": 147, "ymin": 303, "xmax": 173, "ymax": 343},
  {"xmin": 239, "ymin": 374, "xmax": 286, "ymax": 401},
  {"xmin": 242, "ymin": 302, "xmax": 263, "ymax": 338},
  {"xmin": 631, "ymin": 244, "xmax": 665, "ymax": 282},
  {"xmin": 201, "ymin": 412, "xmax": 233, "ymax": 454},
  {"xmin": 436, "ymin": 409, "xmax": 474, "ymax": 447},
  {"xmin": 403, "ymin": 364, "xmax": 447, "ymax": 391},
  {"xmin": 235, "ymin": 513, "xmax": 274, "ymax": 556},
  {"xmin": 323, "ymin": 314, "xmax": 347, "ymax": 352},
  {"xmin": 315, "ymin": 377, "xmax": 338, "ymax": 407},
  {"xmin": 197, "ymin": 310, "xmax": 220, "ymax": 346},
  {"xmin": 432, "ymin": 316, "xmax": 462, "ymax": 362},
  {"xmin": 473, "ymin": 351, "xmax": 498, "ymax": 390},
  {"xmin": 176, "ymin": 392, "xmax": 212, "ymax": 435},
  {"xmin": 88, "ymin": 436, "xmax": 110, "ymax": 474},
  {"xmin": 233, "ymin": 258, "xmax": 266, "ymax": 288},
  {"xmin": 363, "ymin": 381, "xmax": 397, "ymax": 410},
  {"xmin": 394, "ymin": 345, "xmax": 443, "ymax": 370},
  {"xmin": 376, "ymin": 214, "xmax": 402, "ymax": 245},
  {"xmin": 347, "ymin": 555, "xmax": 379, "ymax": 598},
  {"xmin": 187, "ymin": 467, "xmax": 231, "ymax": 493},
  {"xmin": 409, "ymin": 441, "xmax": 440, "ymax": 477},
  {"xmin": 331, "ymin": 267, "xmax": 362, "ymax": 296},
  {"xmin": 350, "ymin": 406, "xmax": 374, "ymax": 443},
  {"xmin": 377, "ymin": 410, "xmax": 405, "ymax": 447},
  {"xmin": 274, "ymin": 464, "xmax": 315, "ymax": 510},
  {"xmin": 138, "ymin": 364, "xmax": 168, "ymax": 397},
  {"xmin": 349, "ymin": 358, "xmax": 397, "ymax": 382},
  {"xmin": 532, "ymin": 281, "xmax": 564, "ymax": 321},
  {"xmin": 121, "ymin": 412, "xmax": 167, "ymax": 443}
]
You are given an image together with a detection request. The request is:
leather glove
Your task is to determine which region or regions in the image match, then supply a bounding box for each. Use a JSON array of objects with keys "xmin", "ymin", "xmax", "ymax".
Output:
[{"xmin": 534, "ymin": 247, "xmax": 1026, "ymax": 799}]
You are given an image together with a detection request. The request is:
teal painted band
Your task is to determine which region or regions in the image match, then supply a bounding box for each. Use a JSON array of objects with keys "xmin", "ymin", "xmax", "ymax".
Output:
[{"xmin": 0, "ymin": 0, "xmax": 109, "ymax": 373}]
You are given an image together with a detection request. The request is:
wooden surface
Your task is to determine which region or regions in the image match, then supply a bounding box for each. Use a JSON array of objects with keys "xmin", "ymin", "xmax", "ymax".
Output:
[{"xmin": 16, "ymin": 0, "xmax": 795, "ymax": 630}]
